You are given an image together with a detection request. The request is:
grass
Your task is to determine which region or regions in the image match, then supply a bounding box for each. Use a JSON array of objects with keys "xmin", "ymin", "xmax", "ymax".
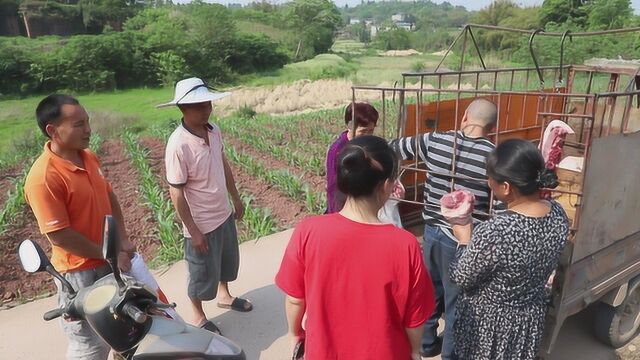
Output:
[
  {"xmin": 331, "ymin": 39, "xmax": 368, "ymax": 54},
  {"xmin": 350, "ymin": 53, "xmax": 443, "ymax": 85},
  {"xmin": 0, "ymin": 88, "xmax": 180, "ymax": 157}
]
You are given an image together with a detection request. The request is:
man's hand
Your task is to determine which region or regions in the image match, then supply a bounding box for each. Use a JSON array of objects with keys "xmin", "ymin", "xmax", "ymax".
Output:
[
  {"xmin": 118, "ymin": 251, "xmax": 133, "ymax": 272},
  {"xmin": 233, "ymin": 196, "xmax": 245, "ymax": 222},
  {"xmin": 190, "ymin": 230, "xmax": 208, "ymax": 254}
]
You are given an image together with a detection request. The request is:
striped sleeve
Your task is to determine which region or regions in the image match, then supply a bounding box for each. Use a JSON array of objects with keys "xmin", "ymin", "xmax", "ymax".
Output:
[{"xmin": 390, "ymin": 133, "xmax": 430, "ymax": 162}]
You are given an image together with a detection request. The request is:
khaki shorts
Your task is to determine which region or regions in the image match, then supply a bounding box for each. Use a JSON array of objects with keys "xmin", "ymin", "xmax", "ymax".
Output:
[{"xmin": 55, "ymin": 265, "xmax": 112, "ymax": 360}]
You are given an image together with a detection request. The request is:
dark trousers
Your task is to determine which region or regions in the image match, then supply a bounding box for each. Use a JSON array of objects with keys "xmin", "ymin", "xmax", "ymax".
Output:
[{"xmin": 422, "ymin": 224, "xmax": 459, "ymax": 360}]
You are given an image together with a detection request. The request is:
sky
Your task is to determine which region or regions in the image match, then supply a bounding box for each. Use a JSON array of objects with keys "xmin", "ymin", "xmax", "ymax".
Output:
[{"xmin": 181, "ymin": 0, "xmax": 640, "ymax": 13}]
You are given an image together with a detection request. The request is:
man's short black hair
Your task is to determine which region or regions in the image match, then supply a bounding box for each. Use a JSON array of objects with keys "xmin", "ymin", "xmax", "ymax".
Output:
[{"xmin": 36, "ymin": 94, "xmax": 80, "ymax": 138}]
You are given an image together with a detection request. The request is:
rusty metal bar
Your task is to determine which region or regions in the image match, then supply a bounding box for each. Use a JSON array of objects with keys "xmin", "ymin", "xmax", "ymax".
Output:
[
  {"xmin": 403, "ymin": 65, "xmax": 567, "ymax": 78},
  {"xmin": 539, "ymin": 112, "xmax": 593, "ymax": 119},
  {"xmin": 605, "ymin": 96, "xmax": 619, "ymax": 137},
  {"xmin": 464, "ymin": 24, "xmax": 640, "ymax": 37},
  {"xmin": 510, "ymin": 70, "xmax": 515, "ymax": 91},
  {"xmin": 413, "ymin": 89, "xmax": 421, "ymax": 202},
  {"xmin": 351, "ymin": 86, "xmax": 598, "ymax": 98},
  {"xmin": 529, "ymin": 29, "xmax": 545, "ymax": 88},
  {"xmin": 558, "ymin": 30, "xmax": 572, "ymax": 85},
  {"xmin": 450, "ymin": 92, "xmax": 461, "ymax": 189},
  {"xmin": 351, "ymin": 88, "xmax": 356, "ymax": 135},
  {"xmin": 468, "ymin": 26, "xmax": 487, "ymax": 70},
  {"xmin": 436, "ymin": 74, "xmax": 442, "ymax": 129},
  {"xmin": 459, "ymin": 29, "xmax": 469, "ymax": 80},
  {"xmin": 621, "ymin": 94, "xmax": 633, "ymax": 133},
  {"xmin": 434, "ymin": 25, "xmax": 467, "ymax": 72},
  {"xmin": 382, "ymin": 90, "xmax": 386, "ymax": 139},
  {"xmin": 495, "ymin": 94, "xmax": 502, "ymax": 145}
]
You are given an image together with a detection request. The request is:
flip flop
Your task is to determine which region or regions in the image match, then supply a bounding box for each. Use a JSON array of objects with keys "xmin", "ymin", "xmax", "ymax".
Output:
[
  {"xmin": 199, "ymin": 320, "xmax": 222, "ymax": 335},
  {"xmin": 217, "ymin": 297, "xmax": 253, "ymax": 312}
]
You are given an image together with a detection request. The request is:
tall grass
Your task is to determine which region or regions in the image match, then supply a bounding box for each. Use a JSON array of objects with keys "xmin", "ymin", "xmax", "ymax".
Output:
[{"xmin": 0, "ymin": 168, "xmax": 28, "ymax": 236}]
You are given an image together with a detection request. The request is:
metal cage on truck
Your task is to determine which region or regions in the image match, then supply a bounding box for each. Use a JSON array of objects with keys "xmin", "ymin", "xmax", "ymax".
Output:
[{"xmin": 347, "ymin": 24, "xmax": 640, "ymax": 355}]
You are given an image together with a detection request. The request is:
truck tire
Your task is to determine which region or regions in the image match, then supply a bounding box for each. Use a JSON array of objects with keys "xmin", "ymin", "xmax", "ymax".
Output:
[{"xmin": 594, "ymin": 283, "xmax": 640, "ymax": 348}]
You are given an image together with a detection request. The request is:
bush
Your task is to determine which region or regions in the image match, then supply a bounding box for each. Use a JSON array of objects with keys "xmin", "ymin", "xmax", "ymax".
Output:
[
  {"xmin": 411, "ymin": 61, "xmax": 425, "ymax": 72},
  {"xmin": 225, "ymin": 33, "xmax": 289, "ymax": 74},
  {"xmin": 234, "ymin": 105, "xmax": 257, "ymax": 119}
]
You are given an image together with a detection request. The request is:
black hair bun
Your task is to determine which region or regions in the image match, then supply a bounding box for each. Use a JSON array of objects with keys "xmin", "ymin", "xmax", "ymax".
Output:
[
  {"xmin": 537, "ymin": 168, "xmax": 559, "ymax": 189},
  {"xmin": 341, "ymin": 148, "xmax": 369, "ymax": 172}
]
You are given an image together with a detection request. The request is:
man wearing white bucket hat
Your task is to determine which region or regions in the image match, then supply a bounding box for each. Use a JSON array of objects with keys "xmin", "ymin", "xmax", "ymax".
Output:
[{"xmin": 159, "ymin": 77, "xmax": 252, "ymax": 335}]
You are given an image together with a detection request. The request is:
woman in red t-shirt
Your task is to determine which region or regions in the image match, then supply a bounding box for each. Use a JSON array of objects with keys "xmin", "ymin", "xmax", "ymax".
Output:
[{"xmin": 276, "ymin": 135, "xmax": 436, "ymax": 360}]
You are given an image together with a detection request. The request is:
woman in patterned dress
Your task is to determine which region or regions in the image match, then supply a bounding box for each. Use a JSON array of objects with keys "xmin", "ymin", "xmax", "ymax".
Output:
[{"xmin": 448, "ymin": 139, "xmax": 569, "ymax": 360}]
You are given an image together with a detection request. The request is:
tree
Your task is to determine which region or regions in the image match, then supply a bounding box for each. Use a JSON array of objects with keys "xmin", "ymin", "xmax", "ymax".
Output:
[
  {"xmin": 472, "ymin": 0, "xmax": 517, "ymax": 26},
  {"xmin": 373, "ymin": 27, "xmax": 411, "ymax": 50},
  {"xmin": 583, "ymin": 0, "xmax": 632, "ymax": 30},
  {"xmin": 539, "ymin": 0, "xmax": 587, "ymax": 27},
  {"xmin": 285, "ymin": 0, "xmax": 342, "ymax": 56}
]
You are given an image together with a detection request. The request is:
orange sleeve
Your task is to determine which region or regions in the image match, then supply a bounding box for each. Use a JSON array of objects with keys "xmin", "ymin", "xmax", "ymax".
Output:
[{"xmin": 25, "ymin": 173, "xmax": 71, "ymax": 235}]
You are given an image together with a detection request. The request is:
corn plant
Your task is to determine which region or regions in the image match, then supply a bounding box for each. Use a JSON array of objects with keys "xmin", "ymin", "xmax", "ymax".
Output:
[
  {"xmin": 122, "ymin": 130, "xmax": 183, "ymax": 264},
  {"xmin": 225, "ymin": 146, "xmax": 326, "ymax": 214},
  {"xmin": 238, "ymin": 193, "xmax": 279, "ymax": 243},
  {"xmin": 89, "ymin": 133, "xmax": 103, "ymax": 155}
]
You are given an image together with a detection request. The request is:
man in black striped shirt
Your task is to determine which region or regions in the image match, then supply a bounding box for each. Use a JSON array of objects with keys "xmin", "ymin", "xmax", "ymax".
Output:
[{"xmin": 390, "ymin": 98, "xmax": 497, "ymax": 359}]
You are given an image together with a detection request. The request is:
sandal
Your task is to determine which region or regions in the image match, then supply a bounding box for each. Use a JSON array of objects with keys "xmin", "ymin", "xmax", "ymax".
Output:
[
  {"xmin": 199, "ymin": 320, "xmax": 222, "ymax": 335},
  {"xmin": 217, "ymin": 297, "xmax": 253, "ymax": 312}
]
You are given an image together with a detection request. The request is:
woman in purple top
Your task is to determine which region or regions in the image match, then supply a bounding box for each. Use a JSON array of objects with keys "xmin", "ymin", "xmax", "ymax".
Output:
[{"xmin": 325, "ymin": 102, "xmax": 379, "ymax": 213}]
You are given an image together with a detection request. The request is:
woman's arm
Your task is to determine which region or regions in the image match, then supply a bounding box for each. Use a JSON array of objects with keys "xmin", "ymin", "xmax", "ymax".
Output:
[{"xmin": 450, "ymin": 222, "xmax": 499, "ymax": 291}]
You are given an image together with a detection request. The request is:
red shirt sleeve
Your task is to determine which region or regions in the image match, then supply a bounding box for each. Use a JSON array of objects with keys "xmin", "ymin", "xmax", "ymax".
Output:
[
  {"xmin": 403, "ymin": 240, "xmax": 436, "ymax": 328},
  {"xmin": 275, "ymin": 223, "xmax": 306, "ymax": 299}
]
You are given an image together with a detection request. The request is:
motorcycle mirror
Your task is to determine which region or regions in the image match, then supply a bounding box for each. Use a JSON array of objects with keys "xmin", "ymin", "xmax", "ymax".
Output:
[
  {"xmin": 18, "ymin": 240, "xmax": 76, "ymax": 296},
  {"xmin": 102, "ymin": 215, "xmax": 126, "ymax": 290},
  {"xmin": 18, "ymin": 240, "xmax": 48, "ymax": 273}
]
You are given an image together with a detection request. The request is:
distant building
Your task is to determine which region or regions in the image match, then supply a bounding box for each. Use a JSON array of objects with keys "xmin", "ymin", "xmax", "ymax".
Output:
[
  {"xmin": 391, "ymin": 13, "xmax": 404, "ymax": 22},
  {"xmin": 395, "ymin": 22, "xmax": 413, "ymax": 31},
  {"xmin": 350, "ymin": 18, "xmax": 361, "ymax": 25}
]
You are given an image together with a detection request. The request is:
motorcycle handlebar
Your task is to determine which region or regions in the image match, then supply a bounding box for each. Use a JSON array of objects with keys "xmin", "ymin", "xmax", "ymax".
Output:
[
  {"xmin": 122, "ymin": 303, "xmax": 147, "ymax": 324},
  {"xmin": 43, "ymin": 308, "xmax": 64, "ymax": 321}
]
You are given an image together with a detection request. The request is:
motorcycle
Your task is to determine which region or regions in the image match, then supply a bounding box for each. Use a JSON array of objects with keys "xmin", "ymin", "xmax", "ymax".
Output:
[{"xmin": 17, "ymin": 215, "xmax": 246, "ymax": 360}]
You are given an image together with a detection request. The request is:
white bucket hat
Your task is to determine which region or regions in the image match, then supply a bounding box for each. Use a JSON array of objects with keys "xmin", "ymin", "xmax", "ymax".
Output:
[{"xmin": 156, "ymin": 77, "xmax": 231, "ymax": 108}]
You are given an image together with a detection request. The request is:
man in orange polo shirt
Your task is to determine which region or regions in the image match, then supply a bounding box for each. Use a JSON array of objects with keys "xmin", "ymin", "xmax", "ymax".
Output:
[{"xmin": 24, "ymin": 94, "xmax": 135, "ymax": 360}]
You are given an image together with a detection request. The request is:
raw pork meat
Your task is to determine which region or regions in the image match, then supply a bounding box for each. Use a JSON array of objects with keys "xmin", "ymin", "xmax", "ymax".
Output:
[
  {"xmin": 440, "ymin": 190, "xmax": 475, "ymax": 225},
  {"xmin": 540, "ymin": 120, "xmax": 575, "ymax": 170}
]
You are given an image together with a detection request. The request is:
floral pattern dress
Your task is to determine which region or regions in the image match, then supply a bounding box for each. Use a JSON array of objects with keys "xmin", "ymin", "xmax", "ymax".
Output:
[{"xmin": 450, "ymin": 201, "xmax": 569, "ymax": 360}]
